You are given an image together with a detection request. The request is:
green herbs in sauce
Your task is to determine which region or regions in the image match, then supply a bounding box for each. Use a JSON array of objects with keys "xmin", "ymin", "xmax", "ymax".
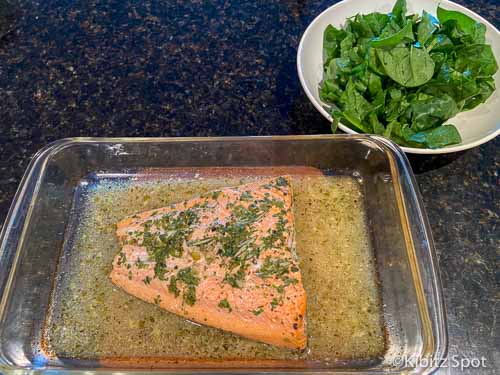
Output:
[{"xmin": 45, "ymin": 174, "xmax": 384, "ymax": 363}]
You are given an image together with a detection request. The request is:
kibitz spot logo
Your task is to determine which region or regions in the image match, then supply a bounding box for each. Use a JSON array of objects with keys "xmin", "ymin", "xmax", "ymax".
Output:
[{"xmin": 391, "ymin": 355, "xmax": 487, "ymax": 371}]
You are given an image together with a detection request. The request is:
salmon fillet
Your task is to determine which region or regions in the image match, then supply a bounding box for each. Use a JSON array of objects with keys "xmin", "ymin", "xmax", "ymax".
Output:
[{"xmin": 110, "ymin": 176, "xmax": 307, "ymax": 349}]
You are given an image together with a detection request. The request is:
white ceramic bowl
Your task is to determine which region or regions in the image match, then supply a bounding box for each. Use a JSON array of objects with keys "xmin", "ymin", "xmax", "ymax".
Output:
[{"xmin": 297, "ymin": 0, "xmax": 500, "ymax": 154}]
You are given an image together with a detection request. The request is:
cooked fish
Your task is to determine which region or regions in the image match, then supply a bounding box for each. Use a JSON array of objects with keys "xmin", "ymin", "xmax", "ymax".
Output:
[{"xmin": 110, "ymin": 176, "xmax": 307, "ymax": 349}]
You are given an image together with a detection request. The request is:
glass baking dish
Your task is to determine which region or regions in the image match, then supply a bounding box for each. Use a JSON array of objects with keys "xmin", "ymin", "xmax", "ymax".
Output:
[{"xmin": 0, "ymin": 135, "xmax": 447, "ymax": 374}]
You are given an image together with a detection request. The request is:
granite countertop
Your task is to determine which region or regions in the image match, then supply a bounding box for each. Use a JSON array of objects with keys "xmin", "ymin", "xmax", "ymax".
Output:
[{"xmin": 0, "ymin": 0, "xmax": 498, "ymax": 373}]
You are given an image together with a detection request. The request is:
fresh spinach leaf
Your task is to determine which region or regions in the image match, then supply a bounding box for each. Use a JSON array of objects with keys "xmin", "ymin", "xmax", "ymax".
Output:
[
  {"xmin": 324, "ymin": 57, "xmax": 352, "ymax": 88},
  {"xmin": 347, "ymin": 46, "xmax": 365, "ymax": 65},
  {"xmin": 363, "ymin": 12, "xmax": 391, "ymax": 35},
  {"xmin": 323, "ymin": 24, "xmax": 347, "ymax": 65},
  {"xmin": 438, "ymin": 6, "xmax": 486, "ymax": 44},
  {"xmin": 427, "ymin": 33, "xmax": 454, "ymax": 52},
  {"xmin": 429, "ymin": 51, "xmax": 446, "ymax": 71},
  {"xmin": 462, "ymin": 77, "xmax": 496, "ymax": 110},
  {"xmin": 470, "ymin": 22, "xmax": 486, "ymax": 44},
  {"xmin": 437, "ymin": 6, "xmax": 477, "ymax": 37},
  {"xmin": 350, "ymin": 14, "xmax": 373, "ymax": 38},
  {"xmin": 368, "ymin": 112, "xmax": 385, "ymax": 135},
  {"xmin": 454, "ymin": 44, "xmax": 498, "ymax": 78},
  {"xmin": 385, "ymin": 90, "xmax": 411, "ymax": 122},
  {"xmin": 391, "ymin": 0, "xmax": 407, "ymax": 27},
  {"xmin": 319, "ymin": 79, "xmax": 343, "ymax": 104},
  {"xmin": 331, "ymin": 110, "xmax": 341, "ymax": 133},
  {"xmin": 409, "ymin": 124, "xmax": 462, "ymax": 148},
  {"xmin": 352, "ymin": 13, "xmax": 390, "ymax": 37},
  {"xmin": 425, "ymin": 63, "xmax": 487, "ymax": 105},
  {"xmin": 336, "ymin": 110, "xmax": 372, "ymax": 133},
  {"xmin": 340, "ymin": 32, "xmax": 355, "ymax": 58},
  {"xmin": 354, "ymin": 37, "xmax": 372, "ymax": 58},
  {"xmin": 371, "ymin": 20, "xmax": 414, "ymax": 48},
  {"xmin": 372, "ymin": 90, "xmax": 386, "ymax": 115},
  {"xmin": 392, "ymin": 122, "xmax": 416, "ymax": 141},
  {"xmin": 367, "ymin": 47, "xmax": 387, "ymax": 76},
  {"xmin": 376, "ymin": 46, "xmax": 435, "ymax": 87},
  {"xmin": 388, "ymin": 87, "xmax": 403, "ymax": 100},
  {"xmin": 384, "ymin": 120, "xmax": 398, "ymax": 138},
  {"xmin": 379, "ymin": 18, "xmax": 401, "ymax": 39},
  {"xmin": 325, "ymin": 57, "xmax": 352, "ymax": 80},
  {"xmin": 409, "ymin": 94, "xmax": 459, "ymax": 131},
  {"xmin": 417, "ymin": 11, "xmax": 438, "ymax": 45},
  {"xmin": 340, "ymin": 79, "xmax": 374, "ymax": 120},
  {"xmin": 367, "ymin": 71, "xmax": 383, "ymax": 97}
]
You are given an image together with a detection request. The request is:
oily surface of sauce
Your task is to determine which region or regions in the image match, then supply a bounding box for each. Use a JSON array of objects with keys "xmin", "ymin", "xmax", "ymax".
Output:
[{"xmin": 44, "ymin": 172, "xmax": 385, "ymax": 364}]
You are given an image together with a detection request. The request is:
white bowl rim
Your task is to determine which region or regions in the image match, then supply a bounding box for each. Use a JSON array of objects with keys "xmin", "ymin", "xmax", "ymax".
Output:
[{"xmin": 297, "ymin": 0, "xmax": 500, "ymax": 154}]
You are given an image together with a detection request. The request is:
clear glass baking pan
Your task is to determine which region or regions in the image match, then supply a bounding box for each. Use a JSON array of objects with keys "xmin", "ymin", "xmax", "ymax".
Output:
[{"xmin": 0, "ymin": 136, "xmax": 447, "ymax": 374}]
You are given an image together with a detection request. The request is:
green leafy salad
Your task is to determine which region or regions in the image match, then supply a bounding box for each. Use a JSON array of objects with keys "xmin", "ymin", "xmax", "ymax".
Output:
[{"xmin": 319, "ymin": 0, "xmax": 498, "ymax": 148}]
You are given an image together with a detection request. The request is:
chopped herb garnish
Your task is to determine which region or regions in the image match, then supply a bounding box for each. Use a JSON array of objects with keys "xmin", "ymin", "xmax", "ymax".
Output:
[
  {"xmin": 240, "ymin": 191, "xmax": 253, "ymax": 201},
  {"xmin": 223, "ymin": 267, "xmax": 246, "ymax": 288},
  {"xmin": 168, "ymin": 276, "xmax": 180, "ymax": 297},
  {"xmin": 188, "ymin": 237, "xmax": 215, "ymax": 247},
  {"xmin": 270, "ymin": 298, "xmax": 280, "ymax": 310},
  {"xmin": 216, "ymin": 221, "xmax": 254, "ymax": 258},
  {"xmin": 184, "ymin": 286, "xmax": 197, "ymax": 306},
  {"xmin": 177, "ymin": 267, "xmax": 199, "ymax": 286},
  {"xmin": 232, "ymin": 204, "xmax": 263, "ymax": 225},
  {"xmin": 135, "ymin": 257, "xmax": 148, "ymax": 269},
  {"xmin": 143, "ymin": 276, "xmax": 152, "ymax": 285},
  {"xmin": 283, "ymin": 276, "xmax": 298, "ymax": 286},
  {"xmin": 257, "ymin": 257, "xmax": 290, "ymax": 279},
  {"xmin": 273, "ymin": 284, "xmax": 285, "ymax": 294},
  {"xmin": 259, "ymin": 197, "xmax": 284, "ymax": 212},
  {"xmin": 261, "ymin": 215, "xmax": 288, "ymax": 249},
  {"xmin": 252, "ymin": 306, "xmax": 264, "ymax": 316},
  {"xmin": 117, "ymin": 252, "xmax": 127, "ymax": 266},
  {"xmin": 275, "ymin": 176, "xmax": 289, "ymax": 187},
  {"xmin": 211, "ymin": 191, "xmax": 221, "ymax": 200},
  {"xmin": 218, "ymin": 298, "xmax": 232, "ymax": 312},
  {"xmin": 168, "ymin": 267, "xmax": 199, "ymax": 305},
  {"xmin": 141, "ymin": 209, "xmax": 199, "ymax": 279},
  {"xmin": 154, "ymin": 261, "xmax": 167, "ymax": 280}
]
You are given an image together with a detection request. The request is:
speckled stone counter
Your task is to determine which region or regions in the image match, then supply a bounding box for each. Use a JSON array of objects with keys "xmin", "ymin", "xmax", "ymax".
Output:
[{"xmin": 0, "ymin": 0, "xmax": 498, "ymax": 373}]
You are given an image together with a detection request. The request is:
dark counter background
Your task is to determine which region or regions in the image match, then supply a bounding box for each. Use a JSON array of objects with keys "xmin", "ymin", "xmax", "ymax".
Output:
[{"xmin": 0, "ymin": 0, "xmax": 498, "ymax": 373}]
